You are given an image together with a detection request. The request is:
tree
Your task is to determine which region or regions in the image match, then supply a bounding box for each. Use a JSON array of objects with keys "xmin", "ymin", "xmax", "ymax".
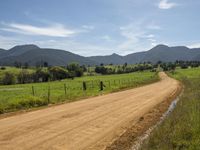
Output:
[
  {"xmin": 49, "ymin": 66, "xmax": 69, "ymax": 80},
  {"xmin": 44, "ymin": 62, "xmax": 49, "ymax": 67},
  {"xmin": 33, "ymin": 68, "xmax": 50, "ymax": 82},
  {"xmin": 24, "ymin": 62, "xmax": 29, "ymax": 69},
  {"xmin": 2, "ymin": 72, "xmax": 16, "ymax": 85},
  {"xmin": 14, "ymin": 61, "xmax": 22, "ymax": 68},
  {"xmin": 80, "ymin": 65, "xmax": 87, "ymax": 72},
  {"xmin": 17, "ymin": 69, "xmax": 32, "ymax": 84},
  {"xmin": 0, "ymin": 66, "xmax": 6, "ymax": 70},
  {"xmin": 95, "ymin": 66, "xmax": 108, "ymax": 74},
  {"xmin": 67, "ymin": 63, "xmax": 84, "ymax": 77},
  {"xmin": 180, "ymin": 63, "xmax": 188, "ymax": 69}
]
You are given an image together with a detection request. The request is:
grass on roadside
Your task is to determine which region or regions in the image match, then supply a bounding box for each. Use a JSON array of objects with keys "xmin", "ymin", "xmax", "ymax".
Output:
[{"xmin": 141, "ymin": 68, "xmax": 200, "ymax": 150}]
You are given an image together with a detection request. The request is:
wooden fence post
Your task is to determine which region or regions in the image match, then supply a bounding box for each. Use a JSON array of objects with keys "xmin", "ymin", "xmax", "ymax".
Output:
[
  {"xmin": 48, "ymin": 86, "xmax": 50, "ymax": 104},
  {"xmin": 64, "ymin": 83, "xmax": 67, "ymax": 97},
  {"xmin": 32, "ymin": 86, "xmax": 35, "ymax": 96},
  {"xmin": 83, "ymin": 81, "xmax": 87, "ymax": 91},
  {"xmin": 83, "ymin": 81, "xmax": 87, "ymax": 96},
  {"xmin": 100, "ymin": 81, "xmax": 106, "ymax": 91}
]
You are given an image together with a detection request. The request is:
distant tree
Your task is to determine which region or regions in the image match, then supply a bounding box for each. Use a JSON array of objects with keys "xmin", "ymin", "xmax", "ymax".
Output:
[
  {"xmin": 80, "ymin": 65, "xmax": 87, "ymax": 72},
  {"xmin": 122, "ymin": 62, "xmax": 128, "ymax": 71},
  {"xmin": 14, "ymin": 61, "xmax": 22, "ymax": 68},
  {"xmin": 180, "ymin": 63, "xmax": 189, "ymax": 69},
  {"xmin": 49, "ymin": 66, "xmax": 69, "ymax": 81},
  {"xmin": 17, "ymin": 69, "xmax": 32, "ymax": 84},
  {"xmin": 124, "ymin": 62, "xmax": 128, "ymax": 67},
  {"xmin": 24, "ymin": 62, "xmax": 29, "ymax": 69},
  {"xmin": 68, "ymin": 71, "xmax": 76, "ymax": 79},
  {"xmin": 44, "ymin": 62, "xmax": 49, "ymax": 67},
  {"xmin": 33, "ymin": 68, "xmax": 50, "ymax": 82},
  {"xmin": 2, "ymin": 72, "xmax": 16, "ymax": 85},
  {"xmin": 95, "ymin": 66, "xmax": 108, "ymax": 74},
  {"xmin": 0, "ymin": 66, "xmax": 6, "ymax": 70},
  {"xmin": 67, "ymin": 63, "xmax": 84, "ymax": 77}
]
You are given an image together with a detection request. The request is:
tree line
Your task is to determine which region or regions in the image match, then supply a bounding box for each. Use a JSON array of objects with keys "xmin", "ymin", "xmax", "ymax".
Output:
[
  {"xmin": 94, "ymin": 63, "xmax": 154, "ymax": 75},
  {"xmin": 0, "ymin": 63, "xmax": 86, "ymax": 85},
  {"xmin": 158, "ymin": 60, "xmax": 200, "ymax": 71}
]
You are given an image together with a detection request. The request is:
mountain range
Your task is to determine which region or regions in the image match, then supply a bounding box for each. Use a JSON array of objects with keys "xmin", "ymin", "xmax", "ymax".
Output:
[{"xmin": 0, "ymin": 44, "xmax": 200, "ymax": 66}]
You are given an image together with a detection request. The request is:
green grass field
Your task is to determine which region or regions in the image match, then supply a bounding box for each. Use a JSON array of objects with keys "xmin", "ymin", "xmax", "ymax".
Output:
[
  {"xmin": 142, "ymin": 68, "xmax": 200, "ymax": 150},
  {"xmin": 0, "ymin": 71, "xmax": 158, "ymax": 114}
]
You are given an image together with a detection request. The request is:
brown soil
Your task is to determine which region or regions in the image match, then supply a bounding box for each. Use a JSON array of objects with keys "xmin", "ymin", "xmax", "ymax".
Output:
[{"xmin": 0, "ymin": 72, "xmax": 181, "ymax": 150}]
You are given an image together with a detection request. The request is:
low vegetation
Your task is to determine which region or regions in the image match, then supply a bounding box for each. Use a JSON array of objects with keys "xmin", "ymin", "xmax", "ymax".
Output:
[
  {"xmin": 141, "ymin": 68, "xmax": 200, "ymax": 150},
  {"xmin": 0, "ymin": 64, "xmax": 85, "ymax": 85},
  {"xmin": 0, "ymin": 70, "xmax": 158, "ymax": 114}
]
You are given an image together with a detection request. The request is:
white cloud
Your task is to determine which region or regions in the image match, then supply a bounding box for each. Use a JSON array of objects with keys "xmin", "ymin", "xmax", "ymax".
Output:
[
  {"xmin": 118, "ymin": 23, "xmax": 145, "ymax": 50},
  {"xmin": 1, "ymin": 23, "xmax": 77, "ymax": 37},
  {"xmin": 158, "ymin": 0, "xmax": 177, "ymax": 9},
  {"xmin": 188, "ymin": 43, "xmax": 200, "ymax": 49}
]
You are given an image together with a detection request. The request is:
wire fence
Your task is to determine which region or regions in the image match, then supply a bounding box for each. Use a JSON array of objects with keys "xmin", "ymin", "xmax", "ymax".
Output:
[{"xmin": 0, "ymin": 78, "xmax": 146, "ymax": 105}]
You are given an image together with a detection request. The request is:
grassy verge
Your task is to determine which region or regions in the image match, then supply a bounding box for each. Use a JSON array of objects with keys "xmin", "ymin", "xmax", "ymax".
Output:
[
  {"xmin": 0, "ymin": 71, "xmax": 158, "ymax": 114},
  {"xmin": 141, "ymin": 68, "xmax": 200, "ymax": 150}
]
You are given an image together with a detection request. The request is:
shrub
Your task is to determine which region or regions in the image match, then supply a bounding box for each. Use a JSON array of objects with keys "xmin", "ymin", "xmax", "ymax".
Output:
[
  {"xmin": 17, "ymin": 69, "xmax": 32, "ymax": 84},
  {"xmin": 0, "ymin": 66, "xmax": 6, "ymax": 70},
  {"xmin": 2, "ymin": 72, "xmax": 16, "ymax": 85},
  {"xmin": 67, "ymin": 63, "xmax": 84, "ymax": 77},
  {"xmin": 33, "ymin": 68, "xmax": 50, "ymax": 82},
  {"xmin": 49, "ymin": 66, "xmax": 69, "ymax": 80}
]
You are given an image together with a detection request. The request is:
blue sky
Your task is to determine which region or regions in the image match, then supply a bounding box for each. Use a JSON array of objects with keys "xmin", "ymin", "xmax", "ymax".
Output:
[{"xmin": 0, "ymin": 0, "xmax": 200, "ymax": 56}]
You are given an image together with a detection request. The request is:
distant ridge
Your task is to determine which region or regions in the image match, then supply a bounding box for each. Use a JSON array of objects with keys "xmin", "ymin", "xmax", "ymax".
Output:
[
  {"xmin": 0, "ymin": 48, "xmax": 6, "ymax": 54},
  {"xmin": 89, "ymin": 44, "xmax": 200, "ymax": 64},
  {"xmin": 0, "ymin": 44, "xmax": 96, "ymax": 66},
  {"xmin": 1, "ymin": 44, "xmax": 200, "ymax": 66}
]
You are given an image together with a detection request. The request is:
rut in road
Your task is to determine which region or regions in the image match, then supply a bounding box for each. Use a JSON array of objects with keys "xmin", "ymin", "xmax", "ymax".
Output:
[{"xmin": 0, "ymin": 72, "xmax": 180, "ymax": 150}]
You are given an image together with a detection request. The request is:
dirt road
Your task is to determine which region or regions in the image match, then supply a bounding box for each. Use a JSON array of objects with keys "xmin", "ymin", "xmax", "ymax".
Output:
[{"xmin": 0, "ymin": 72, "xmax": 180, "ymax": 150}]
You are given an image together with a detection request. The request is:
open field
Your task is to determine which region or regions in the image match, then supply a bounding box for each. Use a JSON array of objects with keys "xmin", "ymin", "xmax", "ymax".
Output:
[
  {"xmin": 0, "ymin": 72, "xmax": 180, "ymax": 150},
  {"xmin": 141, "ymin": 68, "xmax": 200, "ymax": 150},
  {"xmin": 0, "ymin": 71, "xmax": 158, "ymax": 113}
]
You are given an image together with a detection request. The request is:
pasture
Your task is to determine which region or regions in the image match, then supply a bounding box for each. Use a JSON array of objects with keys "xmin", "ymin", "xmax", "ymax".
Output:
[{"xmin": 0, "ymin": 70, "xmax": 158, "ymax": 114}]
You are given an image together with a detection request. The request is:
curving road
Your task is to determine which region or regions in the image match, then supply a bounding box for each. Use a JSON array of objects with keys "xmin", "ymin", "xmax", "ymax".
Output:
[{"xmin": 0, "ymin": 72, "xmax": 180, "ymax": 150}]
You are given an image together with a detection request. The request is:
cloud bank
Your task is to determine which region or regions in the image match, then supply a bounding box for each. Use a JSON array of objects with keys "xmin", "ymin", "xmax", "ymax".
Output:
[{"xmin": 1, "ymin": 23, "xmax": 76, "ymax": 37}]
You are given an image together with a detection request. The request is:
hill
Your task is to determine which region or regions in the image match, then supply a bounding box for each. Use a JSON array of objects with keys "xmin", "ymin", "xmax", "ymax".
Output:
[
  {"xmin": 89, "ymin": 53, "xmax": 125, "ymax": 64},
  {"xmin": 0, "ymin": 49, "xmax": 6, "ymax": 55},
  {"xmin": 89, "ymin": 44, "xmax": 200, "ymax": 64},
  {"xmin": 1, "ymin": 44, "xmax": 200, "ymax": 66},
  {"xmin": 0, "ymin": 45, "xmax": 96, "ymax": 66}
]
